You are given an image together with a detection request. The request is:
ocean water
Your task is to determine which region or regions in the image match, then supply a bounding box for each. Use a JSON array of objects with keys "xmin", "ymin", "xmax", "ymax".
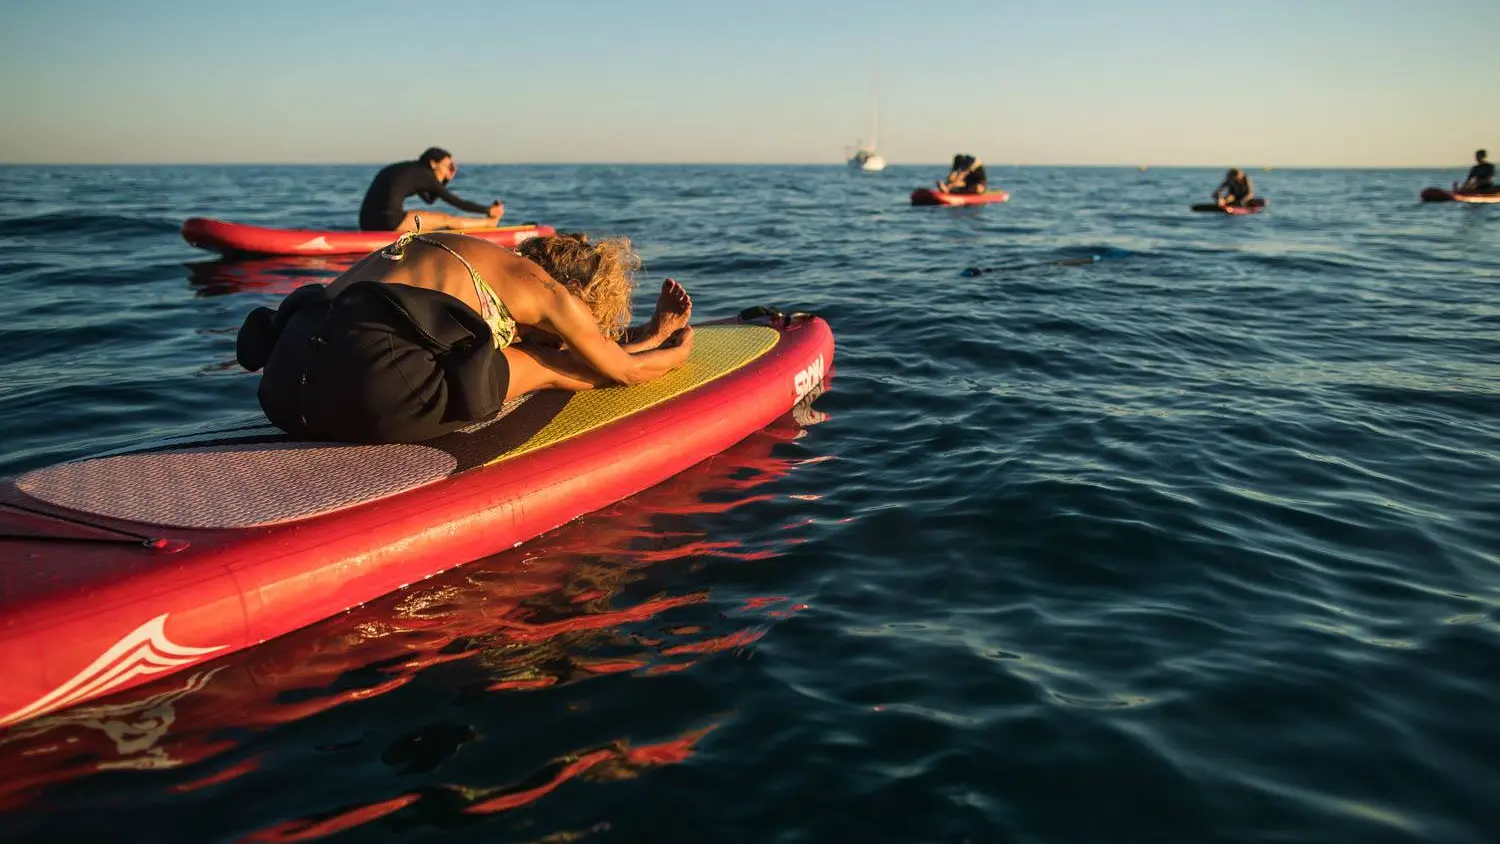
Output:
[{"xmin": 0, "ymin": 164, "xmax": 1497, "ymax": 843}]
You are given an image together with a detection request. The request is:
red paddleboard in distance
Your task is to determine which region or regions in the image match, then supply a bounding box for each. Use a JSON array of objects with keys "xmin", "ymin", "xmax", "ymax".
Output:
[
  {"xmin": 182, "ymin": 217, "xmax": 556, "ymax": 256},
  {"xmin": 1191, "ymin": 197, "xmax": 1267, "ymax": 215},
  {"xmin": 910, "ymin": 188, "xmax": 1010, "ymax": 206},
  {"xmin": 1420, "ymin": 187, "xmax": 1500, "ymax": 204}
]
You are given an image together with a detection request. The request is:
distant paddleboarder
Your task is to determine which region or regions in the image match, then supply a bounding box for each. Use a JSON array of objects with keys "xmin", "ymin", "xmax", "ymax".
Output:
[
  {"xmin": 938, "ymin": 155, "xmax": 988, "ymax": 195},
  {"xmin": 358, "ymin": 147, "xmax": 504, "ymax": 232},
  {"xmin": 1458, "ymin": 149, "xmax": 1495, "ymax": 192},
  {"xmin": 1212, "ymin": 168, "xmax": 1255, "ymax": 208}
]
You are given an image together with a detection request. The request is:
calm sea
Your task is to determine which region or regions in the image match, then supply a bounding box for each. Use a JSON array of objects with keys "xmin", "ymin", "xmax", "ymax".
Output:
[{"xmin": 0, "ymin": 164, "xmax": 1497, "ymax": 843}]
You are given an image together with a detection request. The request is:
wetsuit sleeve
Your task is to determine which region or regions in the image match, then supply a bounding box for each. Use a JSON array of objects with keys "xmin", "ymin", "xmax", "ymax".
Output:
[
  {"xmin": 416, "ymin": 171, "xmax": 491, "ymax": 214},
  {"xmin": 435, "ymin": 185, "xmax": 492, "ymax": 215}
]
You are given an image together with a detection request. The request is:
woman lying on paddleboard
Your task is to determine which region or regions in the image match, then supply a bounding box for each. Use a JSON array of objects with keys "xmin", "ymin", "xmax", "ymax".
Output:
[{"xmin": 237, "ymin": 229, "xmax": 694, "ymax": 443}]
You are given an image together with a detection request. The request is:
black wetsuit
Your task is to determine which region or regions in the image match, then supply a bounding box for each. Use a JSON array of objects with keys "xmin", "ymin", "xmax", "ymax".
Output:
[
  {"xmin": 1220, "ymin": 176, "xmax": 1253, "ymax": 205},
  {"xmin": 951, "ymin": 165, "xmax": 988, "ymax": 195},
  {"xmin": 358, "ymin": 160, "xmax": 490, "ymax": 231},
  {"xmin": 1466, "ymin": 160, "xmax": 1495, "ymax": 190}
]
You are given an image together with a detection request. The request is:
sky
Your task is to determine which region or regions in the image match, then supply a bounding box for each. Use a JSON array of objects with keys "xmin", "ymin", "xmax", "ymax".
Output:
[{"xmin": 0, "ymin": 0, "xmax": 1496, "ymax": 166}]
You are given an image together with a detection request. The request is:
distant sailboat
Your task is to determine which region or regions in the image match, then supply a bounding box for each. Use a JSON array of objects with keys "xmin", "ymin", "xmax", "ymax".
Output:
[
  {"xmin": 848, "ymin": 145, "xmax": 885, "ymax": 172},
  {"xmin": 847, "ymin": 88, "xmax": 885, "ymax": 172}
]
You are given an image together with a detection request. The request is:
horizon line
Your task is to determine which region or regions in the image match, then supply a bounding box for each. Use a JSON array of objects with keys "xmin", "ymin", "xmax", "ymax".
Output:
[{"xmin": 0, "ymin": 161, "xmax": 1467, "ymax": 169}]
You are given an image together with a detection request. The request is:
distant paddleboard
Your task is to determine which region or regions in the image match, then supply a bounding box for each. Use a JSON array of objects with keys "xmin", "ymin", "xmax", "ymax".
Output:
[
  {"xmin": 911, "ymin": 188, "xmax": 1010, "ymax": 207},
  {"xmin": 1420, "ymin": 187, "xmax": 1500, "ymax": 204},
  {"xmin": 1191, "ymin": 198, "xmax": 1267, "ymax": 215},
  {"xmin": 182, "ymin": 218, "xmax": 555, "ymax": 257}
]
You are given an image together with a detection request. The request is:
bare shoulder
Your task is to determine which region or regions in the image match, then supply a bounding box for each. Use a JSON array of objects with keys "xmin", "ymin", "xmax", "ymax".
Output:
[{"xmin": 479, "ymin": 248, "xmax": 567, "ymax": 323}]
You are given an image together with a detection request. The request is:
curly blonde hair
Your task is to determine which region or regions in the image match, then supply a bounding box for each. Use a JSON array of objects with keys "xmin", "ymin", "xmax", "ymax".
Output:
[{"xmin": 519, "ymin": 232, "xmax": 639, "ymax": 340}]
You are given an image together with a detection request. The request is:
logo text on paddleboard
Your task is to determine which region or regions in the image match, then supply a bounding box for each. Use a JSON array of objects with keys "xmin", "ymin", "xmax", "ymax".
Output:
[{"xmin": 793, "ymin": 355, "xmax": 825, "ymax": 400}]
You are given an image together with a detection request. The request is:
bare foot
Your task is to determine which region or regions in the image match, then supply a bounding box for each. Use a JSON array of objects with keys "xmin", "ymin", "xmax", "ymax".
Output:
[{"xmin": 644, "ymin": 278, "xmax": 692, "ymax": 342}]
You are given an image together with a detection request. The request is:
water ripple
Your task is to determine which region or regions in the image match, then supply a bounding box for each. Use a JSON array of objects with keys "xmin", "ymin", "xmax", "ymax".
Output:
[{"xmin": 0, "ymin": 164, "xmax": 1497, "ymax": 843}]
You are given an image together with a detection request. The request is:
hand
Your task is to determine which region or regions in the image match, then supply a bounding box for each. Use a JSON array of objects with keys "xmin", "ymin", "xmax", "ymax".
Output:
[
  {"xmin": 664, "ymin": 325, "xmax": 695, "ymax": 353},
  {"xmin": 488, "ymin": 201, "xmax": 504, "ymax": 219}
]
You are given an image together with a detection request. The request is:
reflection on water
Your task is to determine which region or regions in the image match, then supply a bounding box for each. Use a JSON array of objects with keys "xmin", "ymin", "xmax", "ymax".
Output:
[
  {"xmin": 184, "ymin": 254, "xmax": 357, "ymax": 297},
  {"xmin": 6, "ymin": 163, "xmax": 1498, "ymax": 844},
  {"xmin": 0, "ymin": 391, "xmax": 829, "ymax": 836}
]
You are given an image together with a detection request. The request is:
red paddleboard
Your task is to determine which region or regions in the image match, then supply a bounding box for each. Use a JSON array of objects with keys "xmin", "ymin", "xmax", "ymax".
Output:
[
  {"xmin": 182, "ymin": 217, "xmax": 556, "ymax": 256},
  {"xmin": 0, "ymin": 401, "xmax": 825, "ymax": 808},
  {"xmin": 910, "ymin": 188, "xmax": 1010, "ymax": 207},
  {"xmin": 1191, "ymin": 197, "xmax": 1267, "ymax": 215},
  {"xmin": 1421, "ymin": 187, "xmax": 1500, "ymax": 204},
  {"xmin": 0, "ymin": 310, "xmax": 833, "ymax": 730}
]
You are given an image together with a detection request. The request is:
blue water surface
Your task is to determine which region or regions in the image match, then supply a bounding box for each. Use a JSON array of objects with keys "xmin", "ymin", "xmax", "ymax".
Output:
[{"xmin": 0, "ymin": 164, "xmax": 1497, "ymax": 843}]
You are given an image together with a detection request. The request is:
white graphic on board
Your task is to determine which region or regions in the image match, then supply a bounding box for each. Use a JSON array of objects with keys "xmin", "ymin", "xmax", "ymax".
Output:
[
  {"xmin": 0, "ymin": 614, "xmax": 226, "ymax": 729},
  {"xmin": 293, "ymin": 236, "xmax": 334, "ymax": 252}
]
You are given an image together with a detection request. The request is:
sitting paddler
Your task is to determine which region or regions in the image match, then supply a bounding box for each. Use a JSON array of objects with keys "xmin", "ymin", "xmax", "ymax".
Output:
[
  {"xmin": 237, "ymin": 228, "xmax": 695, "ymax": 444},
  {"xmin": 358, "ymin": 147, "xmax": 505, "ymax": 232},
  {"xmin": 1458, "ymin": 149, "xmax": 1495, "ymax": 192},
  {"xmin": 1212, "ymin": 168, "xmax": 1255, "ymax": 208},
  {"xmin": 937, "ymin": 154, "xmax": 989, "ymax": 195}
]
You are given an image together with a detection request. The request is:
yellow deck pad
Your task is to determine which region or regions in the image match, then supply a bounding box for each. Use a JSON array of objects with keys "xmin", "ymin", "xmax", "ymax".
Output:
[{"xmin": 486, "ymin": 324, "xmax": 780, "ymax": 466}]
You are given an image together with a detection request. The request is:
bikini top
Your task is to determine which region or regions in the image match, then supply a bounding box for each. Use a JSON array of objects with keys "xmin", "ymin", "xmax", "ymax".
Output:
[{"xmin": 380, "ymin": 222, "xmax": 517, "ymax": 349}]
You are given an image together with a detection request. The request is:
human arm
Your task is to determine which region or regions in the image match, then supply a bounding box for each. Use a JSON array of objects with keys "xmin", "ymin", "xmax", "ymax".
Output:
[
  {"xmin": 618, "ymin": 329, "xmax": 667, "ymax": 353},
  {"xmin": 501, "ymin": 325, "xmax": 694, "ymax": 399},
  {"xmin": 431, "ymin": 183, "xmax": 495, "ymax": 215},
  {"xmin": 415, "ymin": 170, "xmax": 494, "ymax": 215},
  {"xmin": 531, "ymin": 279, "xmax": 694, "ymax": 386}
]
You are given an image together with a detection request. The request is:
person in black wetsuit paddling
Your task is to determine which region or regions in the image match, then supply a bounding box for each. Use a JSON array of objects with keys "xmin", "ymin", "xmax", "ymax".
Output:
[
  {"xmin": 938, "ymin": 154, "xmax": 988, "ymax": 194},
  {"xmin": 1213, "ymin": 168, "xmax": 1255, "ymax": 208},
  {"xmin": 1458, "ymin": 149, "xmax": 1496, "ymax": 192},
  {"xmin": 358, "ymin": 147, "xmax": 504, "ymax": 232}
]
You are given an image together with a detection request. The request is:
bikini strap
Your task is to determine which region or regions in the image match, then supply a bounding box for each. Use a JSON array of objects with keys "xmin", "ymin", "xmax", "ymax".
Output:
[
  {"xmin": 378, "ymin": 217, "xmax": 482, "ymax": 281},
  {"xmin": 380, "ymin": 214, "xmax": 425, "ymax": 262},
  {"xmin": 374, "ymin": 219, "xmax": 508, "ymax": 340}
]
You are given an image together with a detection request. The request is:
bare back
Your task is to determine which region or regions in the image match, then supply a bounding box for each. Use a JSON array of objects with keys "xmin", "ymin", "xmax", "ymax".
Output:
[{"xmin": 326, "ymin": 233, "xmax": 556, "ymax": 327}]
